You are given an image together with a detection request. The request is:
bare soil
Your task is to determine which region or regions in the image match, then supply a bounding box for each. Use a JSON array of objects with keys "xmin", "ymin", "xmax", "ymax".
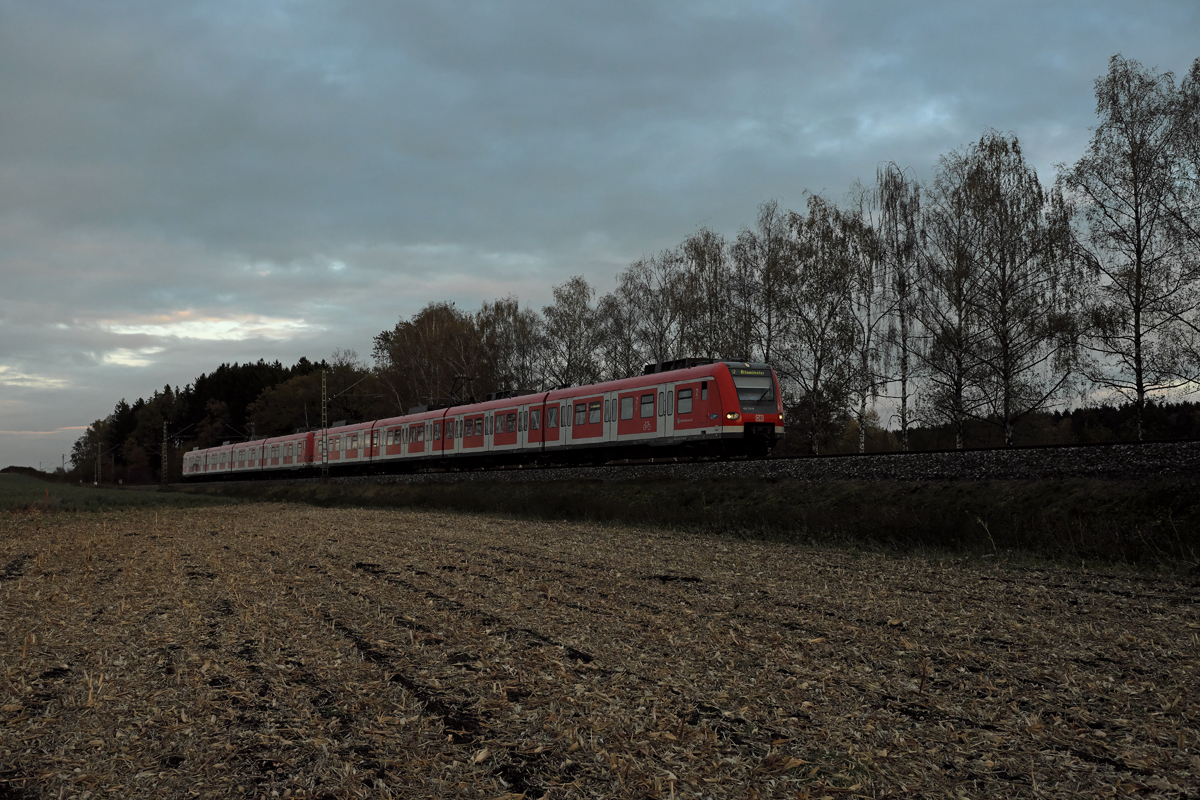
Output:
[{"xmin": 1, "ymin": 504, "xmax": 1198, "ymax": 799}]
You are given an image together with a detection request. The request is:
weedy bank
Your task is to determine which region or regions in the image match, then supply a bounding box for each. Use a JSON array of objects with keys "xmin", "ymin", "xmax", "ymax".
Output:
[
  {"xmin": 1, "ymin": 504, "xmax": 1197, "ymax": 798},
  {"xmin": 0, "ymin": 473, "xmax": 237, "ymax": 513},
  {"xmin": 183, "ymin": 474, "xmax": 1200, "ymax": 570}
]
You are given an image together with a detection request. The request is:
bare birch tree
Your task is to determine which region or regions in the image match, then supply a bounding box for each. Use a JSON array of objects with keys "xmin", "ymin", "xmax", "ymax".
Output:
[
  {"xmin": 918, "ymin": 148, "xmax": 988, "ymax": 448},
  {"xmin": 731, "ymin": 199, "xmax": 791, "ymax": 363},
  {"xmin": 844, "ymin": 184, "xmax": 894, "ymax": 453},
  {"xmin": 476, "ymin": 296, "xmax": 545, "ymax": 393},
  {"xmin": 679, "ymin": 226, "xmax": 735, "ymax": 360},
  {"xmin": 620, "ymin": 249, "xmax": 689, "ymax": 366},
  {"xmin": 781, "ymin": 195, "xmax": 856, "ymax": 454},
  {"xmin": 1058, "ymin": 55, "xmax": 1200, "ymax": 440},
  {"xmin": 967, "ymin": 131, "xmax": 1082, "ymax": 446},
  {"xmin": 542, "ymin": 275, "xmax": 602, "ymax": 388},
  {"xmin": 877, "ymin": 163, "xmax": 923, "ymax": 450},
  {"xmin": 595, "ymin": 282, "xmax": 647, "ymax": 381}
]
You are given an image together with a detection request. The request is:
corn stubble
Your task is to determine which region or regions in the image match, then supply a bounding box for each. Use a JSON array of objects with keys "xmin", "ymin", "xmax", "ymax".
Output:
[{"xmin": 1, "ymin": 504, "xmax": 1197, "ymax": 798}]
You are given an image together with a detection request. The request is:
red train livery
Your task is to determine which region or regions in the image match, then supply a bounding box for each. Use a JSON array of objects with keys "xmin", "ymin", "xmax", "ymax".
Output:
[{"xmin": 182, "ymin": 360, "xmax": 783, "ymax": 479}]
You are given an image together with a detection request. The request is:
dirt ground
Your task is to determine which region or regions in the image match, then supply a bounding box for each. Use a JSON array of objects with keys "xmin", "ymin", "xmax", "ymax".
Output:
[{"xmin": 1, "ymin": 504, "xmax": 1197, "ymax": 799}]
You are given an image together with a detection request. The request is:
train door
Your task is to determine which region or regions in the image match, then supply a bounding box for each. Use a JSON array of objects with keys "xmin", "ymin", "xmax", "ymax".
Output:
[
  {"xmin": 603, "ymin": 391, "xmax": 617, "ymax": 442},
  {"xmin": 517, "ymin": 404, "xmax": 527, "ymax": 451},
  {"xmin": 656, "ymin": 382, "xmax": 675, "ymax": 441}
]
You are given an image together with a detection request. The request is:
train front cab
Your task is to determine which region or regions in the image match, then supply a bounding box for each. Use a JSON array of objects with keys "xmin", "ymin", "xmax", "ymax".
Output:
[{"xmin": 718, "ymin": 362, "xmax": 784, "ymax": 456}]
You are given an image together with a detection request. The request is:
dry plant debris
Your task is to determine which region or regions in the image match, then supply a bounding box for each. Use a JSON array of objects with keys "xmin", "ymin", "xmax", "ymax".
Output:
[{"xmin": 1, "ymin": 504, "xmax": 1198, "ymax": 799}]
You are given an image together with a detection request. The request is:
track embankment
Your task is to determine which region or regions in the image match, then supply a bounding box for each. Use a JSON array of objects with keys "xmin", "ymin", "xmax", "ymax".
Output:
[{"xmin": 178, "ymin": 441, "xmax": 1200, "ymax": 569}]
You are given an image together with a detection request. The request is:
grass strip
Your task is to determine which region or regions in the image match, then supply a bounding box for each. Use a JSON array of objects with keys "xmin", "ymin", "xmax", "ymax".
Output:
[
  {"xmin": 0, "ymin": 472, "xmax": 239, "ymax": 512},
  {"xmin": 179, "ymin": 475, "xmax": 1200, "ymax": 569}
]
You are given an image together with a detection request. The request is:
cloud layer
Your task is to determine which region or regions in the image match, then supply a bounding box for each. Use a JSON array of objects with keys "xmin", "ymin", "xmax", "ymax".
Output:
[{"xmin": 2, "ymin": 0, "xmax": 1197, "ymax": 467}]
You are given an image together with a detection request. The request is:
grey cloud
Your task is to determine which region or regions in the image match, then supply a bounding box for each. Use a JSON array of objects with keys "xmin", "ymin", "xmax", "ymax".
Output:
[{"xmin": 1, "ymin": 0, "xmax": 1197, "ymax": 467}]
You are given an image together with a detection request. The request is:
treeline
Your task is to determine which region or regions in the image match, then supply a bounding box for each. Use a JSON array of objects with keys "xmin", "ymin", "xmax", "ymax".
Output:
[
  {"xmin": 68, "ymin": 55, "xmax": 1200, "ymax": 481},
  {"xmin": 68, "ymin": 355, "xmax": 380, "ymax": 484}
]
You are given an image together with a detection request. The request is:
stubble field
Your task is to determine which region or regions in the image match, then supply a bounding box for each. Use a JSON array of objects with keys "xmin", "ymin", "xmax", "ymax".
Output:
[{"xmin": 1, "ymin": 504, "xmax": 1198, "ymax": 799}]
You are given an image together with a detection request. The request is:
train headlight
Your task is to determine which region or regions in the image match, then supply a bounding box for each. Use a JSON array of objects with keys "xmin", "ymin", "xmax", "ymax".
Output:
[{"xmin": 725, "ymin": 412, "xmax": 741, "ymax": 421}]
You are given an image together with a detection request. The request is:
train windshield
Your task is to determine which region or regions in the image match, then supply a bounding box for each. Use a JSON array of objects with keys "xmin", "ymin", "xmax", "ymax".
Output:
[{"xmin": 732, "ymin": 372, "xmax": 776, "ymax": 404}]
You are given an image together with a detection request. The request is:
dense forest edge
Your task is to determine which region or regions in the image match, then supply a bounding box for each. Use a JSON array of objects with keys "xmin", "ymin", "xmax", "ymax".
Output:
[{"xmin": 15, "ymin": 53, "xmax": 1200, "ymax": 483}]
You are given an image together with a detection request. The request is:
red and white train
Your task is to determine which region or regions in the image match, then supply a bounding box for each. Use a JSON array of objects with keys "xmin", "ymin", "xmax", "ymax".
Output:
[{"xmin": 182, "ymin": 360, "xmax": 783, "ymax": 479}]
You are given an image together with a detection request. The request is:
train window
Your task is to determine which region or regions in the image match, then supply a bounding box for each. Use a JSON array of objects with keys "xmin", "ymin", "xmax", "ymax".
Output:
[
  {"xmin": 386, "ymin": 430, "xmax": 393, "ymax": 446},
  {"xmin": 589, "ymin": 401, "xmax": 601, "ymax": 424},
  {"xmin": 457, "ymin": 420, "xmax": 463, "ymax": 438},
  {"xmin": 434, "ymin": 423, "xmax": 441, "ymax": 440},
  {"xmin": 667, "ymin": 391, "xmax": 674, "ymax": 414},
  {"xmin": 505, "ymin": 412, "xmax": 516, "ymax": 433},
  {"xmin": 641, "ymin": 394, "xmax": 655, "ymax": 418},
  {"xmin": 658, "ymin": 392, "xmax": 666, "ymax": 416},
  {"xmin": 522, "ymin": 411, "xmax": 528, "ymax": 430},
  {"xmin": 417, "ymin": 425, "xmax": 424, "ymax": 442},
  {"xmin": 621, "ymin": 396, "xmax": 634, "ymax": 420},
  {"xmin": 574, "ymin": 403, "xmax": 586, "ymax": 426},
  {"xmin": 732, "ymin": 372, "xmax": 776, "ymax": 404},
  {"xmin": 485, "ymin": 415, "xmax": 492, "ymax": 435},
  {"xmin": 287, "ymin": 444, "xmax": 293, "ymax": 456},
  {"xmin": 474, "ymin": 418, "xmax": 483, "ymax": 436},
  {"xmin": 373, "ymin": 430, "xmax": 379, "ymax": 447},
  {"xmin": 562, "ymin": 404, "xmax": 569, "ymax": 426},
  {"xmin": 517, "ymin": 412, "xmax": 523, "ymax": 432},
  {"xmin": 530, "ymin": 409, "xmax": 540, "ymax": 430},
  {"xmin": 604, "ymin": 399, "xmax": 611, "ymax": 422},
  {"xmin": 547, "ymin": 406, "xmax": 557, "ymax": 428},
  {"xmin": 701, "ymin": 381, "xmax": 708, "ymax": 400}
]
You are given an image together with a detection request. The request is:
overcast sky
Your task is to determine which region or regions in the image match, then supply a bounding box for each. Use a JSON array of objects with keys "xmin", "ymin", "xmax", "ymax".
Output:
[{"xmin": 1, "ymin": 0, "xmax": 1197, "ymax": 470}]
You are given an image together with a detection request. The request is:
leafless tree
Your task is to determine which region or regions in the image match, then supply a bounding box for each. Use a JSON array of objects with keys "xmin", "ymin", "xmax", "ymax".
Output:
[
  {"xmin": 476, "ymin": 296, "xmax": 545, "ymax": 393},
  {"xmin": 595, "ymin": 280, "xmax": 646, "ymax": 381},
  {"xmin": 372, "ymin": 302, "xmax": 485, "ymax": 410},
  {"xmin": 679, "ymin": 226, "xmax": 736, "ymax": 360},
  {"xmin": 542, "ymin": 275, "xmax": 602, "ymax": 388},
  {"xmin": 781, "ymin": 195, "xmax": 857, "ymax": 454},
  {"xmin": 966, "ymin": 131, "xmax": 1082, "ymax": 446},
  {"xmin": 1178, "ymin": 59, "xmax": 1200, "ymax": 374},
  {"xmin": 876, "ymin": 163, "xmax": 923, "ymax": 450},
  {"xmin": 844, "ymin": 183, "xmax": 893, "ymax": 453},
  {"xmin": 917, "ymin": 148, "xmax": 989, "ymax": 448},
  {"xmin": 1058, "ymin": 56, "xmax": 1200, "ymax": 440},
  {"xmin": 731, "ymin": 199, "xmax": 791, "ymax": 363},
  {"xmin": 619, "ymin": 249, "xmax": 689, "ymax": 367}
]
